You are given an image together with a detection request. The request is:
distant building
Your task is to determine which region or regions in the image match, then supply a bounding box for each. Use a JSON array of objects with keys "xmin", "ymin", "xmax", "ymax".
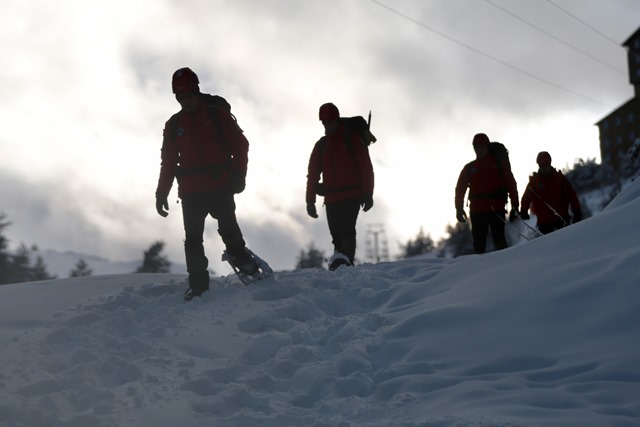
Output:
[{"xmin": 596, "ymin": 27, "xmax": 640, "ymax": 173}]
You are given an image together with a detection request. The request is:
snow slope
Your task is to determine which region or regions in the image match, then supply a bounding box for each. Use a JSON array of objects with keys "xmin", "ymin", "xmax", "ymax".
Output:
[{"xmin": 1, "ymin": 180, "xmax": 639, "ymax": 426}]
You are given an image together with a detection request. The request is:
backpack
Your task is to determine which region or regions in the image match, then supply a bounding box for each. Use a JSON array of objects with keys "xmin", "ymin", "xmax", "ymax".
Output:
[
  {"xmin": 340, "ymin": 112, "xmax": 377, "ymax": 146},
  {"xmin": 314, "ymin": 111, "xmax": 376, "ymax": 169},
  {"xmin": 163, "ymin": 93, "xmax": 241, "ymax": 177},
  {"xmin": 488, "ymin": 141, "xmax": 510, "ymax": 172},
  {"xmin": 476, "ymin": 141, "xmax": 511, "ymax": 202}
]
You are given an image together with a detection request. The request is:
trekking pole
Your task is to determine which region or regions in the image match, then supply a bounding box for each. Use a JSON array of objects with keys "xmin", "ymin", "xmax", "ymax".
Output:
[
  {"xmin": 367, "ymin": 110, "xmax": 372, "ymax": 127},
  {"xmin": 517, "ymin": 216, "xmax": 544, "ymax": 238},
  {"xmin": 491, "ymin": 207, "xmax": 531, "ymax": 241},
  {"xmin": 527, "ymin": 186, "xmax": 569, "ymax": 227}
]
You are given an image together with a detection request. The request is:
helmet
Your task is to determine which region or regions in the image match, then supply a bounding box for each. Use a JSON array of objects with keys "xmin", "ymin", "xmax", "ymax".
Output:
[
  {"xmin": 319, "ymin": 103, "xmax": 340, "ymax": 121},
  {"xmin": 536, "ymin": 151, "xmax": 552, "ymax": 166},
  {"xmin": 472, "ymin": 133, "xmax": 490, "ymax": 146},
  {"xmin": 172, "ymin": 67, "xmax": 199, "ymax": 94}
]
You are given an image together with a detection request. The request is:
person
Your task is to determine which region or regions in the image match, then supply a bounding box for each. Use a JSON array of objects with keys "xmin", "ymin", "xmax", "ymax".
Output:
[
  {"xmin": 455, "ymin": 133, "xmax": 519, "ymax": 254},
  {"xmin": 520, "ymin": 151, "xmax": 582, "ymax": 234},
  {"xmin": 306, "ymin": 102, "xmax": 375, "ymax": 270},
  {"xmin": 155, "ymin": 67, "xmax": 258, "ymax": 300}
]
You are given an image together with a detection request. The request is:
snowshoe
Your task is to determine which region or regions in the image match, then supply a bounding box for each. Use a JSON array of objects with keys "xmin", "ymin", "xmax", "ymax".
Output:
[
  {"xmin": 222, "ymin": 247, "xmax": 273, "ymax": 285},
  {"xmin": 328, "ymin": 252, "xmax": 352, "ymax": 271}
]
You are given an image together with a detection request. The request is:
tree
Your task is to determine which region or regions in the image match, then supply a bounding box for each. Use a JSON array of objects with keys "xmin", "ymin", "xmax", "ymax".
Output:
[
  {"xmin": 30, "ymin": 252, "xmax": 57, "ymax": 281},
  {"xmin": 0, "ymin": 213, "xmax": 11, "ymax": 283},
  {"xmin": 398, "ymin": 227, "xmax": 435, "ymax": 259},
  {"xmin": 70, "ymin": 258, "xmax": 93, "ymax": 277},
  {"xmin": 436, "ymin": 222, "xmax": 474, "ymax": 258},
  {"xmin": 136, "ymin": 241, "xmax": 171, "ymax": 273},
  {"xmin": 296, "ymin": 242, "xmax": 326, "ymax": 269},
  {"xmin": 8, "ymin": 244, "xmax": 33, "ymax": 283},
  {"xmin": 2, "ymin": 244, "xmax": 55, "ymax": 283}
]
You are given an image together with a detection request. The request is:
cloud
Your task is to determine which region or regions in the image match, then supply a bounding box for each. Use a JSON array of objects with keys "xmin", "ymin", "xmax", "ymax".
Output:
[{"xmin": 1, "ymin": 0, "xmax": 638, "ymax": 270}]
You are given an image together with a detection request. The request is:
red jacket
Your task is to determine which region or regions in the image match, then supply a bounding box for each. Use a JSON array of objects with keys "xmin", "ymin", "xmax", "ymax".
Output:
[
  {"xmin": 521, "ymin": 170, "xmax": 581, "ymax": 225},
  {"xmin": 455, "ymin": 155, "xmax": 519, "ymax": 213},
  {"xmin": 156, "ymin": 98, "xmax": 248, "ymax": 197},
  {"xmin": 306, "ymin": 125, "xmax": 374, "ymax": 204}
]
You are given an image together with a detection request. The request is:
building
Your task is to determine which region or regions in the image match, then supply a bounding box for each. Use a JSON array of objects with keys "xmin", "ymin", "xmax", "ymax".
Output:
[{"xmin": 596, "ymin": 27, "xmax": 640, "ymax": 173}]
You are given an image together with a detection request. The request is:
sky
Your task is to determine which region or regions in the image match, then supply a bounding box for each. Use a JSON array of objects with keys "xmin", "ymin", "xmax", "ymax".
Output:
[
  {"xmin": 1, "ymin": 0, "xmax": 639, "ymax": 274},
  {"xmin": 0, "ymin": 170, "xmax": 639, "ymax": 426}
]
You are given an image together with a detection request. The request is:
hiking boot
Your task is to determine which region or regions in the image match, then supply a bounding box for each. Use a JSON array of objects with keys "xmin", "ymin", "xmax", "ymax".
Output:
[
  {"xmin": 328, "ymin": 252, "xmax": 352, "ymax": 271},
  {"xmin": 184, "ymin": 287, "xmax": 207, "ymax": 301}
]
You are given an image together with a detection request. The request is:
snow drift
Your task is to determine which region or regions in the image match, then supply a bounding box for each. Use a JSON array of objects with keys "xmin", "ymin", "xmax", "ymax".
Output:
[{"xmin": 1, "ymin": 180, "xmax": 639, "ymax": 427}]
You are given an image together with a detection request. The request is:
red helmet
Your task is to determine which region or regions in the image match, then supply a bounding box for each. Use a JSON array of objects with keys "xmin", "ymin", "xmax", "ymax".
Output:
[
  {"xmin": 472, "ymin": 133, "xmax": 490, "ymax": 146},
  {"xmin": 319, "ymin": 103, "xmax": 340, "ymax": 121},
  {"xmin": 172, "ymin": 67, "xmax": 199, "ymax": 94},
  {"xmin": 536, "ymin": 151, "xmax": 552, "ymax": 166}
]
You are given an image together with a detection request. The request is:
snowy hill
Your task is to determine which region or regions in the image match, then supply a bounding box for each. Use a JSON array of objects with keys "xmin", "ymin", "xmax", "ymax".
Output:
[
  {"xmin": 38, "ymin": 248, "xmax": 188, "ymax": 278},
  {"xmin": 1, "ymin": 180, "xmax": 639, "ymax": 426}
]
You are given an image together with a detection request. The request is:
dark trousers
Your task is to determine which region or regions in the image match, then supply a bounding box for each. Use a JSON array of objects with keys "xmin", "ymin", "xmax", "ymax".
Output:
[
  {"xmin": 538, "ymin": 218, "xmax": 568, "ymax": 235},
  {"xmin": 470, "ymin": 210, "xmax": 507, "ymax": 254},
  {"xmin": 325, "ymin": 198, "xmax": 361, "ymax": 264},
  {"xmin": 181, "ymin": 191, "xmax": 246, "ymax": 291}
]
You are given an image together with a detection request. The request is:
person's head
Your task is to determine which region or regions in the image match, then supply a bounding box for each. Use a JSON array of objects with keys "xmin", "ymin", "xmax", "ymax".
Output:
[
  {"xmin": 472, "ymin": 133, "xmax": 490, "ymax": 158},
  {"xmin": 536, "ymin": 151, "xmax": 553, "ymax": 174},
  {"xmin": 172, "ymin": 67, "xmax": 200, "ymax": 112},
  {"xmin": 319, "ymin": 102, "xmax": 340, "ymax": 135}
]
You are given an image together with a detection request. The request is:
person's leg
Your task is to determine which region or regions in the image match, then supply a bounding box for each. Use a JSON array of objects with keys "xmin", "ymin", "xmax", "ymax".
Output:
[
  {"xmin": 537, "ymin": 222, "xmax": 555, "ymax": 235},
  {"xmin": 470, "ymin": 212, "xmax": 489, "ymax": 254},
  {"xmin": 489, "ymin": 209, "xmax": 508, "ymax": 251},
  {"xmin": 211, "ymin": 191, "xmax": 256, "ymax": 274},
  {"xmin": 326, "ymin": 198, "xmax": 360, "ymax": 264},
  {"xmin": 325, "ymin": 201, "xmax": 342, "ymax": 255},
  {"xmin": 339, "ymin": 199, "xmax": 361, "ymax": 264},
  {"xmin": 181, "ymin": 196, "xmax": 210, "ymax": 295}
]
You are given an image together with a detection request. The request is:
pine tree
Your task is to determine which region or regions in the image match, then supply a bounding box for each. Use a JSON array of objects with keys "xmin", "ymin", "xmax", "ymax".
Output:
[
  {"xmin": 0, "ymin": 213, "xmax": 11, "ymax": 284},
  {"xmin": 399, "ymin": 228, "xmax": 435, "ymax": 259},
  {"xmin": 436, "ymin": 223, "xmax": 474, "ymax": 258},
  {"xmin": 296, "ymin": 242, "xmax": 325, "ymax": 269},
  {"xmin": 9, "ymin": 244, "xmax": 33, "ymax": 283},
  {"xmin": 70, "ymin": 258, "xmax": 93, "ymax": 277},
  {"xmin": 136, "ymin": 241, "xmax": 171, "ymax": 273},
  {"xmin": 30, "ymin": 253, "xmax": 57, "ymax": 281}
]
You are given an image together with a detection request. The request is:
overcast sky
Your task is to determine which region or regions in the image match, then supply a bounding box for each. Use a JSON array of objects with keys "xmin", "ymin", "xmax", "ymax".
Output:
[{"xmin": 1, "ymin": 0, "xmax": 639, "ymax": 273}]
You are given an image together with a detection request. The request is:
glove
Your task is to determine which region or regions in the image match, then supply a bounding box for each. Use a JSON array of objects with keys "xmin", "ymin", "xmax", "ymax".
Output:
[
  {"xmin": 509, "ymin": 207, "xmax": 520, "ymax": 222},
  {"xmin": 572, "ymin": 211, "xmax": 582, "ymax": 223},
  {"xmin": 306, "ymin": 202, "xmax": 318, "ymax": 218},
  {"xmin": 360, "ymin": 194, "xmax": 374, "ymax": 212},
  {"xmin": 156, "ymin": 192, "xmax": 169, "ymax": 217},
  {"xmin": 230, "ymin": 173, "xmax": 246, "ymax": 194},
  {"xmin": 456, "ymin": 208, "xmax": 467, "ymax": 223},
  {"xmin": 520, "ymin": 210, "xmax": 530, "ymax": 220}
]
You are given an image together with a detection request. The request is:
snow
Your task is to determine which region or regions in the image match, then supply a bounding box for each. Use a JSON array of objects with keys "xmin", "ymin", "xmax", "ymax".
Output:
[{"xmin": 1, "ymin": 182, "xmax": 639, "ymax": 427}]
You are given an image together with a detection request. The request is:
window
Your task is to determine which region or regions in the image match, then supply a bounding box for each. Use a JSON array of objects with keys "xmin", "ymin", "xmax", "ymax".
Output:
[{"xmin": 617, "ymin": 134, "xmax": 623, "ymax": 145}]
